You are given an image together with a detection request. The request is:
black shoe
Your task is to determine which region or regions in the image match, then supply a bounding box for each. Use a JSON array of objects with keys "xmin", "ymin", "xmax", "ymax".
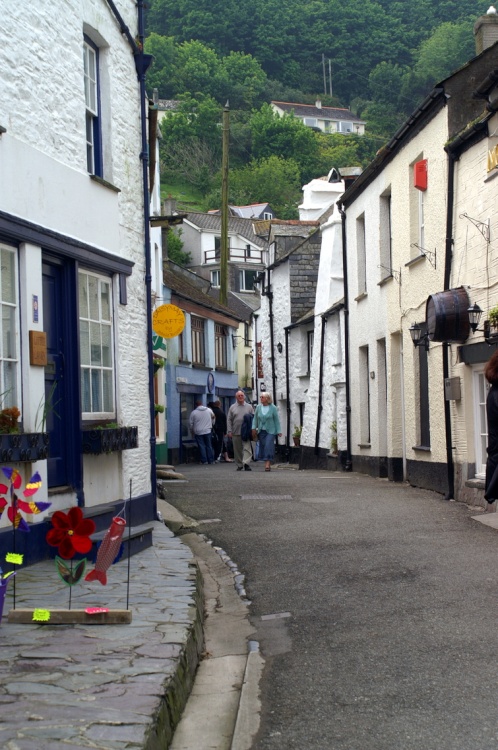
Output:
[
  {"xmin": 237, "ymin": 466, "xmax": 243, "ymax": 471},
  {"xmin": 244, "ymin": 464, "xmax": 252, "ymax": 471}
]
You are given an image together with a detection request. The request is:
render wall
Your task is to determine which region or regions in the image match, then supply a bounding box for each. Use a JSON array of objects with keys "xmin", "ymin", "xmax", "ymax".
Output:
[
  {"xmin": 346, "ymin": 111, "xmax": 449, "ymax": 490},
  {"xmin": 0, "ymin": 1, "xmax": 150, "ymax": 515}
]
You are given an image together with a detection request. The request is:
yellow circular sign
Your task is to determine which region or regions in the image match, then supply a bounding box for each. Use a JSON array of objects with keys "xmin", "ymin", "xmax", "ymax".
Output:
[{"xmin": 152, "ymin": 304, "xmax": 185, "ymax": 338}]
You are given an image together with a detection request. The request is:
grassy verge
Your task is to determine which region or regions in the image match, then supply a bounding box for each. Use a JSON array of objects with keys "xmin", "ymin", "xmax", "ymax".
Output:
[{"xmin": 161, "ymin": 178, "xmax": 205, "ymax": 213}]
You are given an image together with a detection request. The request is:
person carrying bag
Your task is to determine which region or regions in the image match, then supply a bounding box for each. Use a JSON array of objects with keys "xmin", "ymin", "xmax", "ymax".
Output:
[{"xmin": 252, "ymin": 392, "xmax": 282, "ymax": 472}]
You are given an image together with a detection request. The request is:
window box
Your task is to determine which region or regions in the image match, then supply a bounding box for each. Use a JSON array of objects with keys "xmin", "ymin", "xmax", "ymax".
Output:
[
  {"xmin": 82, "ymin": 426, "xmax": 138, "ymax": 455},
  {"xmin": 0, "ymin": 432, "xmax": 50, "ymax": 463}
]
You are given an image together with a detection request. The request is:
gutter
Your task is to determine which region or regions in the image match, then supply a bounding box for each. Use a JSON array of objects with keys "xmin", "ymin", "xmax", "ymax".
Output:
[{"xmin": 314, "ymin": 314, "xmax": 327, "ymax": 455}]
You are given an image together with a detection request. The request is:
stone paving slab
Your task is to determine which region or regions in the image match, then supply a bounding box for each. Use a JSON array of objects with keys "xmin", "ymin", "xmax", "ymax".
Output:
[{"xmin": 0, "ymin": 520, "xmax": 204, "ymax": 750}]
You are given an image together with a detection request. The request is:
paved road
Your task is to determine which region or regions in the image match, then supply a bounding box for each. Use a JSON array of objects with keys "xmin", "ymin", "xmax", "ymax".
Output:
[{"xmin": 166, "ymin": 461, "xmax": 498, "ymax": 750}]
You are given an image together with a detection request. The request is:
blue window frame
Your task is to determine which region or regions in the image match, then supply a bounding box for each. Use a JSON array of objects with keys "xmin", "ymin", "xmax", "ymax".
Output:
[{"xmin": 83, "ymin": 37, "xmax": 102, "ymax": 177}]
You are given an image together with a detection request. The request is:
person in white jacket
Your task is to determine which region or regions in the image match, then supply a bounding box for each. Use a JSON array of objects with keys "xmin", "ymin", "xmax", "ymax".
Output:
[{"xmin": 189, "ymin": 401, "xmax": 215, "ymax": 464}]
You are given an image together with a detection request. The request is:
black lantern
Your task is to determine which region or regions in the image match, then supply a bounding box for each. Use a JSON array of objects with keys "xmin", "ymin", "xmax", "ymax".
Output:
[
  {"xmin": 409, "ymin": 322, "xmax": 429, "ymax": 351},
  {"xmin": 467, "ymin": 303, "xmax": 483, "ymax": 333},
  {"xmin": 276, "ymin": 342, "xmax": 283, "ymax": 354}
]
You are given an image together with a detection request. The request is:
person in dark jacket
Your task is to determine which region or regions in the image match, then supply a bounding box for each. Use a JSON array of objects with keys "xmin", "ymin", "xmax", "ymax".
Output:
[
  {"xmin": 484, "ymin": 349, "xmax": 498, "ymax": 505},
  {"xmin": 209, "ymin": 400, "xmax": 233, "ymax": 462}
]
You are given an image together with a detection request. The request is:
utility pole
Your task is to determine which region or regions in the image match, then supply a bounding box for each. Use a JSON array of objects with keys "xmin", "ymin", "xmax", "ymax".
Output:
[
  {"xmin": 329, "ymin": 59, "xmax": 332, "ymax": 98},
  {"xmin": 220, "ymin": 101, "xmax": 230, "ymax": 305},
  {"xmin": 322, "ymin": 54, "xmax": 327, "ymax": 95}
]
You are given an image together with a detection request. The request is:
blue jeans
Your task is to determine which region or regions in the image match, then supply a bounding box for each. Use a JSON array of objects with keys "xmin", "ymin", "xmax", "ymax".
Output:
[{"xmin": 195, "ymin": 433, "xmax": 214, "ymax": 464}]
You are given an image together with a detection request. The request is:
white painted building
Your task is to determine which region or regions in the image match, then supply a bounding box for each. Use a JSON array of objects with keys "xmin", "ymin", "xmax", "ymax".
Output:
[
  {"xmin": 338, "ymin": 17, "xmax": 498, "ymax": 503},
  {"xmin": 0, "ymin": 2, "xmax": 157, "ymax": 560}
]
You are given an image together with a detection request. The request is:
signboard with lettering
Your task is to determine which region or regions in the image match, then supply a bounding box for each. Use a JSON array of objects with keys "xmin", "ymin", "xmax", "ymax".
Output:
[{"xmin": 152, "ymin": 304, "xmax": 185, "ymax": 338}]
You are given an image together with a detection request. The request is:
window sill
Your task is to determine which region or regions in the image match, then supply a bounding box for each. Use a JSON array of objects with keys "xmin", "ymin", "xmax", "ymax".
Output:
[
  {"xmin": 178, "ymin": 359, "xmax": 191, "ymax": 366},
  {"xmin": 354, "ymin": 291, "xmax": 368, "ymax": 303},
  {"xmin": 378, "ymin": 274, "xmax": 394, "ymax": 287},
  {"xmin": 405, "ymin": 254, "xmax": 425, "ymax": 269},
  {"xmin": 215, "ymin": 367, "xmax": 234, "ymax": 373},
  {"xmin": 298, "ymin": 373, "xmax": 311, "ymax": 379},
  {"xmin": 358, "ymin": 443, "xmax": 371, "ymax": 448},
  {"xmin": 90, "ymin": 174, "xmax": 121, "ymax": 193},
  {"xmin": 191, "ymin": 363, "xmax": 212, "ymax": 370},
  {"xmin": 412, "ymin": 444, "xmax": 431, "ymax": 452}
]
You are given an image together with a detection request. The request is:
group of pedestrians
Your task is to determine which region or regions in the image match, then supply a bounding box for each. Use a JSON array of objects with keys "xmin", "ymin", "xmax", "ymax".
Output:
[{"xmin": 189, "ymin": 389, "xmax": 282, "ymax": 471}]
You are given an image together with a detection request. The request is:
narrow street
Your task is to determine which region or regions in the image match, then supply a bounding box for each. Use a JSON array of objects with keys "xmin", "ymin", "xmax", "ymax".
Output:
[{"xmin": 165, "ymin": 461, "xmax": 498, "ymax": 750}]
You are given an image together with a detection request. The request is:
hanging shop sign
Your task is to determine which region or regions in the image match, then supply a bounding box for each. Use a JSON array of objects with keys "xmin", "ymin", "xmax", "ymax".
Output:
[{"xmin": 152, "ymin": 304, "xmax": 185, "ymax": 338}]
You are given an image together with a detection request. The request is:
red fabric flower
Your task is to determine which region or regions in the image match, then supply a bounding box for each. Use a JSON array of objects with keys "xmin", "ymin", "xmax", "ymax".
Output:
[{"xmin": 46, "ymin": 507, "xmax": 96, "ymax": 560}]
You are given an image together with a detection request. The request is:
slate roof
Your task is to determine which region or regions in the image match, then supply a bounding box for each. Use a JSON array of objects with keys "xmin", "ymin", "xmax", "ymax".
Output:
[
  {"xmin": 185, "ymin": 212, "xmax": 267, "ymax": 248},
  {"xmin": 208, "ymin": 290, "xmax": 260, "ymax": 321},
  {"xmin": 272, "ymin": 101, "xmax": 364, "ymax": 123},
  {"xmin": 163, "ymin": 262, "xmax": 242, "ymax": 323}
]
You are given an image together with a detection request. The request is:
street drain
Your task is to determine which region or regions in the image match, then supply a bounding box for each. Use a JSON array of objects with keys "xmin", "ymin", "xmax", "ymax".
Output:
[{"xmin": 240, "ymin": 495, "xmax": 293, "ymax": 500}]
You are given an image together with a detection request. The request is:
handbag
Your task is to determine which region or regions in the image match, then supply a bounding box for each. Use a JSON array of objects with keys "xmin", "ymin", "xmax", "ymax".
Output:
[{"xmin": 251, "ymin": 429, "xmax": 258, "ymax": 441}]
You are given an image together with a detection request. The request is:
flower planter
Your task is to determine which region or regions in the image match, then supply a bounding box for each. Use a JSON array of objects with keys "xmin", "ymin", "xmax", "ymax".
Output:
[
  {"xmin": 82, "ymin": 426, "xmax": 139, "ymax": 455},
  {"xmin": 0, "ymin": 432, "xmax": 49, "ymax": 462}
]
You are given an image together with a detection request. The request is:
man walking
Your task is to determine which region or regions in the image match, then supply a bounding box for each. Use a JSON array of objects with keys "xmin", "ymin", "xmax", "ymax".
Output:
[
  {"xmin": 189, "ymin": 400, "xmax": 215, "ymax": 464},
  {"xmin": 227, "ymin": 390, "xmax": 254, "ymax": 471}
]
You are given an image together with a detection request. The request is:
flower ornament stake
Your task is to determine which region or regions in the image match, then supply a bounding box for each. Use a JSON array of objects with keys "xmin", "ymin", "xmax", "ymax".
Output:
[{"xmin": 46, "ymin": 507, "xmax": 96, "ymax": 609}]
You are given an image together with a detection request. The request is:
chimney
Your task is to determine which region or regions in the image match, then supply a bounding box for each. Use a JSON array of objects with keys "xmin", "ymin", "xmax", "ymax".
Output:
[
  {"xmin": 163, "ymin": 196, "xmax": 177, "ymax": 216},
  {"xmin": 315, "ymin": 99, "xmax": 322, "ymax": 109},
  {"xmin": 474, "ymin": 6, "xmax": 498, "ymax": 54}
]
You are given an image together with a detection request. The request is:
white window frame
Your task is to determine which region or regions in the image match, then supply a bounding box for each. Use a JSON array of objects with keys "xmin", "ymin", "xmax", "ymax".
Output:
[
  {"xmin": 191, "ymin": 316, "xmax": 206, "ymax": 365},
  {"xmin": 473, "ymin": 367, "xmax": 490, "ymax": 478},
  {"xmin": 83, "ymin": 38, "xmax": 102, "ymax": 177},
  {"xmin": 215, "ymin": 324, "xmax": 228, "ymax": 369},
  {"xmin": 239, "ymin": 269, "xmax": 258, "ymax": 292},
  {"xmin": 418, "ymin": 189, "xmax": 425, "ymax": 248},
  {"xmin": 79, "ymin": 270, "xmax": 115, "ymax": 420},
  {"xmin": 210, "ymin": 270, "xmax": 220, "ymax": 288},
  {"xmin": 0, "ymin": 244, "xmax": 19, "ymax": 410},
  {"xmin": 304, "ymin": 117, "xmax": 318, "ymax": 128},
  {"xmin": 338, "ymin": 121, "xmax": 353, "ymax": 133}
]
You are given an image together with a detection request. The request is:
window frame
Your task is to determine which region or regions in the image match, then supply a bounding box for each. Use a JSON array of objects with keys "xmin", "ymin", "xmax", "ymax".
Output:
[
  {"xmin": 307, "ymin": 330, "xmax": 314, "ymax": 375},
  {"xmin": 473, "ymin": 367, "xmax": 489, "ymax": 478},
  {"xmin": 239, "ymin": 268, "xmax": 258, "ymax": 292},
  {"xmin": 215, "ymin": 324, "xmax": 228, "ymax": 369},
  {"xmin": 191, "ymin": 315, "xmax": 206, "ymax": 365},
  {"xmin": 83, "ymin": 36, "xmax": 102, "ymax": 177},
  {"xmin": 338, "ymin": 121, "xmax": 353, "ymax": 133},
  {"xmin": 210, "ymin": 270, "xmax": 221, "ymax": 288},
  {"xmin": 0, "ymin": 243, "xmax": 19, "ymax": 411},
  {"xmin": 78, "ymin": 269, "xmax": 115, "ymax": 421}
]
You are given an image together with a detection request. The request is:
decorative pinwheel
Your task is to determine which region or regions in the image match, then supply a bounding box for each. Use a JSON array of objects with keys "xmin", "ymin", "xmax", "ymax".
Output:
[{"xmin": 0, "ymin": 468, "xmax": 50, "ymax": 532}]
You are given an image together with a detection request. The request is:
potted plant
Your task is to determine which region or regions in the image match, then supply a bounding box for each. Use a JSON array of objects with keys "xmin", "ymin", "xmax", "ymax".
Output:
[
  {"xmin": 153, "ymin": 355, "xmax": 166, "ymax": 375},
  {"xmin": 485, "ymin": 305, "xmax": 498, "ymax": 342},
  {"xmin": 0, "ymin": 391, "xmax": 50, "ymax": 463},
  {"xmin": 292, "ymin": 425, "xmax": 302, "ymax": 446}
]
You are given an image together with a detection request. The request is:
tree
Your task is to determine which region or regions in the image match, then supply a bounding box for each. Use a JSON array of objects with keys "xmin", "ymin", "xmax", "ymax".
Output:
[
  {"xmin": 249, "ymin": 104, "xmax": 321, "ymax": 183},
  {"xmin": 165, "ymin": 229, "xmax": 191, "ymax": 266},
  {"xmin": 143, "ymin": 33, "xmax": 177, "ymax": 98},
  {"xmin": 205, "ymin": 155, "xmax": 302, "ymax": 219}
]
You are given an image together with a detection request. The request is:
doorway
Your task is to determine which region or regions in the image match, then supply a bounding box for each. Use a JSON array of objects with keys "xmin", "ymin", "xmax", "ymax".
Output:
[{"xmin": 42, "ymin": 258, "xmax": 80, "ymax": 490}]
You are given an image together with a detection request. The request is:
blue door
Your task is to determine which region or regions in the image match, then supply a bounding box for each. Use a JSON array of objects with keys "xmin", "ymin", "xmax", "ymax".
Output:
[{"xmin": 42, "ymin": 259, "xmax": 79, "ymax": 489}]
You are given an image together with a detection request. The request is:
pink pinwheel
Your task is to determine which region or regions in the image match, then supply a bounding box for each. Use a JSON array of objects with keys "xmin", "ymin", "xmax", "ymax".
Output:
[
  {"xmin": 46, "ymin": 507, "xmax": 96, "ymax": 560},
  {"xmin": 0, "ymin": 468, "xmax": 50, "ymax": 532}
]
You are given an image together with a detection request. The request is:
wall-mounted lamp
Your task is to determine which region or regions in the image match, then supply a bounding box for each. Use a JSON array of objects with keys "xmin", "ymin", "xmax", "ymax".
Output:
[
  {"xmin": 467, "ymin": 303, "xmax": 493, "ymax": 340},
  {"xmin": 409, "ymin": 322, "xmax": 430, "ymax": 351},
  {"xmin": 276, "ymin": 342, "xmax": 283, "ymax": 354}
]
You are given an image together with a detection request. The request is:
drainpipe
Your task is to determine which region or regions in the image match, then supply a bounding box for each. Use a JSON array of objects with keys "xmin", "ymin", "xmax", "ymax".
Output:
[
  {"xmin": 266, "ymin": 269, "xmax": 277, "ymax": 405},
  {"xmin": 442, "ymin": 151, "xmax": 457, "ymax": 500},
  {"xmin": 135, "ymin": 0, "xmax": 157, "ymax": 509},
  {"xmin": 284, "ymin": 326, "xmax": 290, "ymax": 460},
  {"xmin": 339, "ymin": 203, "xmax": 353, "ymax": 471},
  {"xmin": 314, "ymin": 314, "xmax": 327, "ymax": 454}
]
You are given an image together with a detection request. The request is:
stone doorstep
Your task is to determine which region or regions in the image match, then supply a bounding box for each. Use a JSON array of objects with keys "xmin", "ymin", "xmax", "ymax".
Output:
[{"xmin": 471, "ymin": 512, "xmax": 498, "ymax": 530}]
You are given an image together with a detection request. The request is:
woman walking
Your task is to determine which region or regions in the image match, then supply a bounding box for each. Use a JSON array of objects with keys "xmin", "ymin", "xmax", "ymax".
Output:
[{"xmin": 252, "ymin": 392, "xmax": 282, "ymax": 472}]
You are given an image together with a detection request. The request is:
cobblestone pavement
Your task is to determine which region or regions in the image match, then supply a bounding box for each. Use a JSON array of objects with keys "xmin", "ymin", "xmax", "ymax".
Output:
[{"xmin": 0, "ymin": 520, "xmax": 203, "ymax": 750}]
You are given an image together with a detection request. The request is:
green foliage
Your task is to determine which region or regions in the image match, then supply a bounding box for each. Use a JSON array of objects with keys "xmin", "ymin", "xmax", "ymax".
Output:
[{"xmin": 165, "ymin": 229, "xmax": 191, "ymax": 266}]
